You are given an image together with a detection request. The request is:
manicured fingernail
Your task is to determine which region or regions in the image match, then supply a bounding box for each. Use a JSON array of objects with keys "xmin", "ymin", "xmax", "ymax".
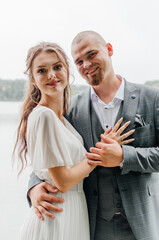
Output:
[{"xmin": 53, "ymin": 189, "xmax": 58, "ymax": 192}]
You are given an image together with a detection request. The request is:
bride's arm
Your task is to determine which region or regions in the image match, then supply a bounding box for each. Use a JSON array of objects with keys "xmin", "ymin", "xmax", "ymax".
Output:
[{"xmin": 48, "ymin": 158, "xmax": 95, "ymax": 193}]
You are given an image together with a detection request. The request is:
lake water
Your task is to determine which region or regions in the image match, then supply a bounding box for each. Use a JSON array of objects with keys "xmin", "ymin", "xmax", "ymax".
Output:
[{"xmin": 0, "ymin": 102, "xmax": 30, "ymax": 239}]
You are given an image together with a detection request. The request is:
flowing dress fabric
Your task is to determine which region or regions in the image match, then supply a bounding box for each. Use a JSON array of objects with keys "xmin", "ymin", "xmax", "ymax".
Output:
[{"xmin": 20, "ymin": 106, "xmax": 90, "ymax": 240}]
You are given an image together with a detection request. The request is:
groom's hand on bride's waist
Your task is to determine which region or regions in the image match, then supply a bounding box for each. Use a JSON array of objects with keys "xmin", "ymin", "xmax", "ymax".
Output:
[{"xmin": 29, "ymin": 182, "xmax": 64, "ymax": 220}]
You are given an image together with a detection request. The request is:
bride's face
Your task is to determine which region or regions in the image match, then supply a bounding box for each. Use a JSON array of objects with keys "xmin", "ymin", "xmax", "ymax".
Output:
[{"xmin": 32, "ymin": 51, "xmax": 68, "ymax": 100}]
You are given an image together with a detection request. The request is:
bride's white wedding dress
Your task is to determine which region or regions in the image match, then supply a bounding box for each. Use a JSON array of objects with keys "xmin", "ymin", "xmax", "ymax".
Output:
[{"xmin": 20, "ymin": 105, "xmax": 90, "ymax": 240}]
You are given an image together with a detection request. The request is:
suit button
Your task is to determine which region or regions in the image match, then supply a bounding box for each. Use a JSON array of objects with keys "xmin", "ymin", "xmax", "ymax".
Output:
[
  {"xmin": 121, "ymin": 189, "xmax": 128, "ymax": 192},
  {"xmin": 116, "ymin": 203, "xmax": 121, "ymax": 208},
  {"xmin": 93, "ymin": 190, "xmax": 98, "ymax": 196},
  {"xmin": 131, "ymin": 95, "xmax": 136, "ymax": 99},
  {"xmin": 115, "ymin": 188, "xmax": 119, "ymax": 193}
]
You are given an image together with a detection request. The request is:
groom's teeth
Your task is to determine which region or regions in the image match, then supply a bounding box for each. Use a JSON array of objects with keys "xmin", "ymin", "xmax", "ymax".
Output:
[{"xmin": 88, "ymin": 68, "xmax": 96, "ymax": 74}]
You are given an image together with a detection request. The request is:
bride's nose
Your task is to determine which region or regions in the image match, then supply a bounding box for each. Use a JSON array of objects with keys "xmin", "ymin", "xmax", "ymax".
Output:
[{"xmin": 48, "ymin": 71, "xmax": 56, "ymax": 79}]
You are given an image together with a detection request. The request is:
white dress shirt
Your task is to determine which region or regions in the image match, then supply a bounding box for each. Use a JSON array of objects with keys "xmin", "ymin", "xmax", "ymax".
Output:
[{"xmin": 91, "ymin": 77, "xmax": 125, "ymax": 131}]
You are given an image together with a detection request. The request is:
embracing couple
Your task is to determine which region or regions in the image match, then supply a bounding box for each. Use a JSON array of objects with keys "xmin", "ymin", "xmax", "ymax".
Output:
[{"xmin": 14, "ymin": 31, "xmax": 159, "ymax": 240}]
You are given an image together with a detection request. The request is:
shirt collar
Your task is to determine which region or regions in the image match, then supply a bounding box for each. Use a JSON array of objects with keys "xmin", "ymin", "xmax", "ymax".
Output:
[
  {"xmin": 91, "ymin": 76, "xmax": 125, "ymax": 104},
  {"xmin": 114, "ymin": 76, "xmax": 124, "ymax": 101}
]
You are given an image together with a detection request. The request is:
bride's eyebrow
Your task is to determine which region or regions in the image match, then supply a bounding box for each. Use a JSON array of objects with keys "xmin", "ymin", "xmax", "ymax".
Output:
[
  {"xmin": 36, "ymin": 65, "xmax": 46, "ymax": 68},
  {"xmin": 53, "ymin": 61, "xmax": 62, "ymax": 65},
  {"xmin": 37, "ymin": 61, "xmax": 62, "ymax": 68}
]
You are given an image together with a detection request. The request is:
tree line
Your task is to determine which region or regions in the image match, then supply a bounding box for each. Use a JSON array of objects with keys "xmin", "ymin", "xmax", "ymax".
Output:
[
  {"xmin": 0, "ymin": 79, "xmax": 158, "ymax": 101},
  {"xmin": 0, "ymin": 79, "xmax": 89, "ymax": 101}
]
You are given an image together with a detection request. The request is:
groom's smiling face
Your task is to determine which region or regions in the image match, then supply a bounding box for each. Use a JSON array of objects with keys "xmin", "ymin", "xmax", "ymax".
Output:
[{"xmin": 71, "ymin": 36, "xmax": 113, "ymax": 87}]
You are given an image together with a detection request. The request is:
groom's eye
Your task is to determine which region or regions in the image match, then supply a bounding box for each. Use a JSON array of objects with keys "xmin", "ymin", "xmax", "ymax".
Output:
[
  {"xmin": 77, "ymin": 60, "xmax": 83, "ymax": 66},
  {"xmin": 88, "ymin": 52, "xmax": 97, "ymax": 59}
]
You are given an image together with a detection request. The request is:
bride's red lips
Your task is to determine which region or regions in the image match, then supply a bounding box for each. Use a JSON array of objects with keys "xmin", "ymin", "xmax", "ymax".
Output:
[{"xmin": 46, "ymin": 81, "xmax": 60, "ymax": 86}]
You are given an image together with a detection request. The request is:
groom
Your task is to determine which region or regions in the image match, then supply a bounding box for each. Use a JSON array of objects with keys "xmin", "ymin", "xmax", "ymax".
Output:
[{"xmin": 28, "ymin": 31, "xmax": 159, "ymax": 240}]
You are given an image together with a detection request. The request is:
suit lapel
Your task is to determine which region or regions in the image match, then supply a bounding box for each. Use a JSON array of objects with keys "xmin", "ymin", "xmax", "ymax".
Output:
[
  {"xmin": 115, "ymin": 79, "xmax": 140, "ymax": 131},
  {"xmin": 76, "ymin": 88, "xmax": 94, "ymax": 150}
]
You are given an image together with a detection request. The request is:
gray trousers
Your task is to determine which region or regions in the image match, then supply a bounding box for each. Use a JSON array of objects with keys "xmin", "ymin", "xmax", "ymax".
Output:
[{"xmin": 94, "ymin": 214, "xmax": 136, "ymax": 240}]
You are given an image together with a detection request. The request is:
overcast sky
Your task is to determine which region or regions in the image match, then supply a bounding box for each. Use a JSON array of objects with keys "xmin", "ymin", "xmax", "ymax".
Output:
[{"xmin": 0, "ymin": 0, "xmax": 159, "ymax": 85}]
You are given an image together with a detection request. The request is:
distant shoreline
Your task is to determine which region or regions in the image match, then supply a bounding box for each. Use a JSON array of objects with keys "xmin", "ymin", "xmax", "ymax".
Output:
[{"xmin": 0, "ymin": 79, "xmax": 158, "ymax": 101}]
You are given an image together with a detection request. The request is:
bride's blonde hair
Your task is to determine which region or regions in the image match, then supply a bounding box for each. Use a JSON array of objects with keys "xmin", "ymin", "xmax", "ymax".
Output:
[{"xmin": 13, "ymin": 42, "xmax": 71, "ymax": 174}]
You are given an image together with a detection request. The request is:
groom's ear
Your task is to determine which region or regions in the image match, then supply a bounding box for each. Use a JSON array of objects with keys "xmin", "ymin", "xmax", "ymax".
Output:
[{"xmin": 106, "ymin": 43, "xmax": 113, "ymax": 56}]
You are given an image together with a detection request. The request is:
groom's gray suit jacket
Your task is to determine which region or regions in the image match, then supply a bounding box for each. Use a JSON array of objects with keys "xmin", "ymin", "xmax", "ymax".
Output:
[
  {"xmin": 65, "ymin": 80, "xmax": 159, "ymax": 240},
  {"xmin": 28, "ymin": 80, "xmax": 159, "ymax": 240}
]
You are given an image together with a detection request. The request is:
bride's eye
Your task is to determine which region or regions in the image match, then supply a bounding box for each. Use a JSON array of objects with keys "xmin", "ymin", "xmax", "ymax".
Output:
[
  {"xmin": 37, "ymin": 68, "xmax": 47, "ymax": 74},
  {"xmin": 54, "ymin": 64, "xmax": 62, "ymax": 70}
]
